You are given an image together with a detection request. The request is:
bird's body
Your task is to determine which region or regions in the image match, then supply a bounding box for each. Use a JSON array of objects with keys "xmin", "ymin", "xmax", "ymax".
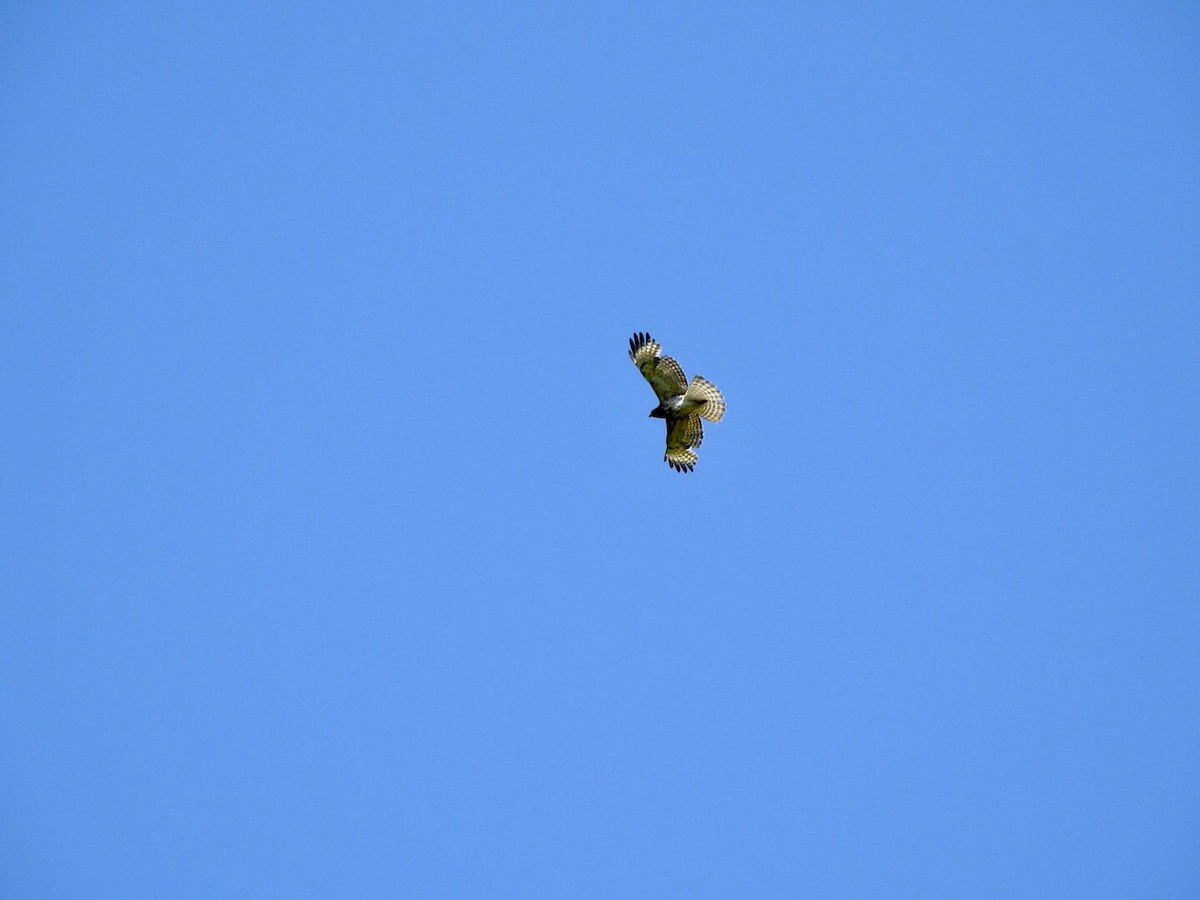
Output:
[
  {"xmin": 650, "ymin": 392, "xmax": 710, "ymax": 419},
  {"xmin": 628, "ymin": 332, "xmax": 726, "ymax": 472}
]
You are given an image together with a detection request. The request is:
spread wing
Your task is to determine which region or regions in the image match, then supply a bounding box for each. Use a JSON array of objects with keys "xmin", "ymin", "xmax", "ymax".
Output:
[
  {"xmin": 629, "ymin": 332, "xmax": 687, "ymax": 403},
  {"xmin": 664, "ymin": 414, "xmax": 704, "ymax": 473}
]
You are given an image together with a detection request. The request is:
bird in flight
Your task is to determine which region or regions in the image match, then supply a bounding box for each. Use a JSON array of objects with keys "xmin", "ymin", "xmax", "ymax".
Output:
[{"xmin": 628, "ymin": 332, "xmax": 726, "ymax": 472}]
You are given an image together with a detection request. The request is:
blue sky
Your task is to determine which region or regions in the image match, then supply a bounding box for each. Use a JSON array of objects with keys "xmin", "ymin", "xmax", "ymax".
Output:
[{"xmin": 2, "ymin": 3, "xmax": 1198, "ymax": 896}]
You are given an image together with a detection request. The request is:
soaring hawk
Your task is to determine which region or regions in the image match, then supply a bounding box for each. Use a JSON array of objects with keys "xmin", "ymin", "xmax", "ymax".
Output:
[{"xmin": 628, "ymin": 332, "xmax": 726, "ymax": 472}]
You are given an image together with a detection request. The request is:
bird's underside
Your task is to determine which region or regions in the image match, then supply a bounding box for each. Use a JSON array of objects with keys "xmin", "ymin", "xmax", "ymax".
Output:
[{"xmin": 628, "ymin": 331, "xmax": 726, "ymax": 473}]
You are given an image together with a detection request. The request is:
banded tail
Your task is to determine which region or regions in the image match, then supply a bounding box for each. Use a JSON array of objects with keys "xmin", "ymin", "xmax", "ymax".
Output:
[{"xmin": 685, "ymin": 375, "xmax": 726, "ymax": 423}]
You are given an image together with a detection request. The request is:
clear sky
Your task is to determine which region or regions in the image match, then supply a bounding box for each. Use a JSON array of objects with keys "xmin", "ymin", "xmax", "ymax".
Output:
[{"xmin": 2, "ymin": 3, "xmax": 1198, "ymax": 897}]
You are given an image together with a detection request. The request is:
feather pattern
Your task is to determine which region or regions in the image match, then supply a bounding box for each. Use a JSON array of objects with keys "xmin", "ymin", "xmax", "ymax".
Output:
[{"xmin": 629, "ymin": 332, "xmax": 688, "ymax": 403}]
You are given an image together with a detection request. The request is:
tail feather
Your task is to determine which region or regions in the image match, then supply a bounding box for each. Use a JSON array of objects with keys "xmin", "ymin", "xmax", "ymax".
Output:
[{"xmin": 685, "ymin": 376, "xmax": 726, "ymax": 422}]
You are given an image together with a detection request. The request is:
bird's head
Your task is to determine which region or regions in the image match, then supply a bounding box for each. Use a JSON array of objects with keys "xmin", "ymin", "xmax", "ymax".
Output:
[{"xmin": 648, "ymin": 405, "xmax": 666, "ymax": 419}]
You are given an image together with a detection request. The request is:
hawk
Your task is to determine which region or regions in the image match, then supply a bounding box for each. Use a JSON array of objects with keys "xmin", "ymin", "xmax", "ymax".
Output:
[{"xmin": 628, "ymin": 331, "xmax": 726, "ymax": 472}]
